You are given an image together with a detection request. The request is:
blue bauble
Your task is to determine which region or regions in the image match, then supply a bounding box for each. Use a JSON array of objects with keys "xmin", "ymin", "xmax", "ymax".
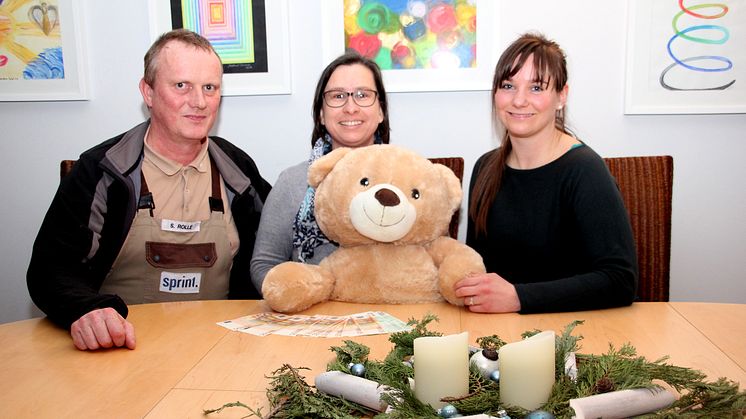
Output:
[
  {"xmin": 439, "ymin": 404, "xmax": 458, "ymax": 418},
  {"xmin": 350, "ymin": 363, "xmax": 366, "ymax": 377},
  {"xmin": 489, "ymin": 370, "xmax": 500, "ymax": 382},
  {"xmin": 524, "ymin": 410, "xmax": 555, "ymax": 419}
]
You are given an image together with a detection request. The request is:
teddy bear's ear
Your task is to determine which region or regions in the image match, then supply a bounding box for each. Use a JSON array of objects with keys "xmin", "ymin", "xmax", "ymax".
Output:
[
  {"xmin": 434, "ymin": 164, "xmax": 464, "ymax": 212},
  {"xmin": 308, "ymin": 147, "xmax": 354, "ymax": 188}
]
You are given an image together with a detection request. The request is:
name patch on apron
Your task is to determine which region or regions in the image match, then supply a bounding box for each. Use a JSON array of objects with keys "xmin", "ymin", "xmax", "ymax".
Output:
[
  {"xmin": 160, "ymin": 272, "xmax": 202, "ymax": 293},
  {"xmin": 162, "ymin": 219, "xmax": 201, "ymax": 233}
]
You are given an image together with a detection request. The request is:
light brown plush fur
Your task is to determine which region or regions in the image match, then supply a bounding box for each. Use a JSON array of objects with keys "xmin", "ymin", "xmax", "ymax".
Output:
[{"xmin": 262, "ymin": 145, "xmax": 485, "ymax": 313}]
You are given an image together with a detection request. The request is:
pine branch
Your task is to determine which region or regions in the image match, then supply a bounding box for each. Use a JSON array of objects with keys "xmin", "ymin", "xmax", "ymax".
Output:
[
  {"xmin": 329, "ymin": 340, "xmax": 371, "ymax": 366},
  {"xmin": 387, "ymin": 313, "xmax": 441, "ymax": 360},
  {"xmin": 203, "ymin": 401, "xmax": 265, "ymax": 418},
  {"xmin": 475, "ymin": 335, "xmax": 507, "ymax": 350}
]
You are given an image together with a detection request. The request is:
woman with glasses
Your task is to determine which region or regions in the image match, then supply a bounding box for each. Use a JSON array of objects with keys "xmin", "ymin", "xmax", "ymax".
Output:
[
  {"xmin": 250, "ymin": 52, "xmax": 390, "ymax": 294},
  {"xmin": 455, "ymin": 33, "xmax": 637, "ymax": 313}
]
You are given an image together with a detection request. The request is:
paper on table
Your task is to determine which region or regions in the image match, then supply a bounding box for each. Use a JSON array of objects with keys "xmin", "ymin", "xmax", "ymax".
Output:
[
  {"xmin": 217, "ymin": 311, "xmax": 411, "ymax": 337},
  {"xmin": 569, "ymin": 388, "xmax": 676, "ymax": 419},
  {"xmin": 315, "ymin": 371, "xmax": 391, "ymax": 411}
]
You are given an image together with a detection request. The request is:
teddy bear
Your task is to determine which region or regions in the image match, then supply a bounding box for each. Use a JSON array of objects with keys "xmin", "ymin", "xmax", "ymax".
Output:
[{"xmin": 261, "ymin": 144, "xmax": 485, "ymax": 313}]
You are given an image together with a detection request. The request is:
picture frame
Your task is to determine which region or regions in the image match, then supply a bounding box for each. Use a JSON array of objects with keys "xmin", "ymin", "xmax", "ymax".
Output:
[
  {"xmin": 0, "ymin": 0, "xmax": 89, "ymax": 102},
  {"xmin": 625, "ymin": 0, "xmax": 744, "ymax": 114},
  {"xmin": 149, "ymin": 0, "xmax": 291, "ymax": 96},
  {"xmin": 320, "ymin": 0, "xmax": 498, "ymax": 93}
]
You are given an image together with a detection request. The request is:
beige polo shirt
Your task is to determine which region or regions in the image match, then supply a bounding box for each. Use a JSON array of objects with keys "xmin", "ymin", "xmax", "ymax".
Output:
[{"xmin": 142, "ymin": 135, "xmax": 239, "ymax": 257}]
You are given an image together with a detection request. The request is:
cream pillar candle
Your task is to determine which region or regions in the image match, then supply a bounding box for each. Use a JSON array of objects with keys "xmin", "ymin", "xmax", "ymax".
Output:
[
  {"xmin": 413, "ymin": 331, "xmax": 469, "ymax": 409},
  {"xmin": 498, "ymin": 330, "xmax": 556, "ymax": 410}
]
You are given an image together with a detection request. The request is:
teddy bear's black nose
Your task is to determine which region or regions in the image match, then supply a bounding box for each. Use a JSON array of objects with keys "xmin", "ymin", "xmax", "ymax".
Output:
[{"xmin": 374, "ymin": 188, "xmax": 400, "ymax": 207}]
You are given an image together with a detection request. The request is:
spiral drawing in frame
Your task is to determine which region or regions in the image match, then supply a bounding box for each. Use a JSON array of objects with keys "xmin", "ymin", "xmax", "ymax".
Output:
[
  {"xmin": 660, "ymin": 0, "xmax": 735, "ymax": 91},
  {"xmin": 625, "ymin": 0, "xmax": 744, "ymax": 114}
]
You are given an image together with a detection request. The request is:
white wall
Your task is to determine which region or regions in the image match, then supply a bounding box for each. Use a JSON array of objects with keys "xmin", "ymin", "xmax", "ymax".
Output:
[{"xmin": 1, "ymin": 1, "xmax": 744, "ymax": 324}]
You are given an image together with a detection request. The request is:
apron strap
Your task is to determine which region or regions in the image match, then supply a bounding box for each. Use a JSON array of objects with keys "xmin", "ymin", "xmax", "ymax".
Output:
[
  {"xmin": 208, "ymin": 154, "xmax": 225, "ymax": 213},
  {"xmin": 138, "ymin": 169, "xmax": 155, "ymax": 216}
]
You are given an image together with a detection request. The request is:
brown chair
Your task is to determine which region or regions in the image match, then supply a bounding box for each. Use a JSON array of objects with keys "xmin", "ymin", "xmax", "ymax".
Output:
[
  {"xmin": 604, "ymin": 156, "xmax": 673, "ymax": 302},
  {"xmin": 429, "ymin": 157, "xmax": 464, "ymax": 240},
  {"xmin": 60, "ymin": 159, "xmax": 76, "ymax": 180}
]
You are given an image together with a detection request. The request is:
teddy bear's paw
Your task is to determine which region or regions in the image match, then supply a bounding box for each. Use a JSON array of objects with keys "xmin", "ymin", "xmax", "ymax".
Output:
[
  {"xmin": 437, "ymin": 247, "xmax": 486, "ymax": 307},
  {"xmin": 439, "ymin": 273, "xmax": 466, "ymax": 306},
  {"xmin": 262, "ymin": 262, "xmax": 334, "ymax": 313}
]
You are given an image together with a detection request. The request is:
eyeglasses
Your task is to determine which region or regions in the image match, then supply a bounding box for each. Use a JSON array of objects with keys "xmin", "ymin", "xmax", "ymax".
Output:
[{"xmin": 323, "ymin": 89, "xmax": 378, "ymax": 108}]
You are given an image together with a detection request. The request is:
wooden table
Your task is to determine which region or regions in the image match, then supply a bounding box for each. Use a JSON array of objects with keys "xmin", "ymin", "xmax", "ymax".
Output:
[
  {"xmin": 669, "ymin": 302, "xmax": 746, "ymax": 373},
  {"xmin": 0, "ymin": 301, "xmax": 744, "ymax": 418}
]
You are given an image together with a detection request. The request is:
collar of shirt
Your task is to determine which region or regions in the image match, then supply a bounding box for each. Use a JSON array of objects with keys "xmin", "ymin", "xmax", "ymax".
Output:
[{"xmin": 143, "ymin": 128, "xmax": 210, "ymax": 176}]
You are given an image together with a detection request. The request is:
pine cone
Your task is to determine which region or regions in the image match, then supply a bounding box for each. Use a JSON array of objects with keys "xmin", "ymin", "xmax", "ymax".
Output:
[{"xmin": 593, "ymin": 376, "xmax": 615, "ymax": 393}]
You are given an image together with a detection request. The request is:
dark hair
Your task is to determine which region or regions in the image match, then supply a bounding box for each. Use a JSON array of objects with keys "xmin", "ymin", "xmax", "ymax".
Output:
[
  {"xmin": 310, "ymin": 52, "xmax": 390, "ymax": 146},
  {"xmin": 470, "ymin": 33, "xmax": 570, "ymax": 235},
  {"xmin": 143, "ymin": 29, "xmax": 221, "ymax": 86}
]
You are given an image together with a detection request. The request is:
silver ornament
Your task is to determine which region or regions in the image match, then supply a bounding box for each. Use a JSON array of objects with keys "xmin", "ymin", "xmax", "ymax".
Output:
[{"xmin": 469, "ymin": 348, "xmax": 499, "ymax": 379}]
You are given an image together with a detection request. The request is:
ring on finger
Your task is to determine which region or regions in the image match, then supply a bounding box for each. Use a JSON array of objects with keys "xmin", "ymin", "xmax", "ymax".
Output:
[{"xmin": 467, "ymin": 297, "xmax": 474, "ymax": 306}]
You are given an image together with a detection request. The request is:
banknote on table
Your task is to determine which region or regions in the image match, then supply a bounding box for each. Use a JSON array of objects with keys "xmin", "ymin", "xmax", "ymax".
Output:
[{"xmin": 217, "ymin": 311, "xmax": 411, "ymax": 337}]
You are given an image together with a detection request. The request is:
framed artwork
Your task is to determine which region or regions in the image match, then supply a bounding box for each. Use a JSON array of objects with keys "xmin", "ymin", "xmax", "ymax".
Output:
[
  {"xmin": 321, "ymin": 0, "xmax": 498, "ymax": 93},
  {"xmin": 0, "ymin": 0, "xmax": 89, "ymax": 101},
  {"xmin": 149, "ymin": 0, "xmax": 291, "ymax": 96},
  {"xmin": 625, "ymin": 0, "xmax": 744, "ymax": 114}
]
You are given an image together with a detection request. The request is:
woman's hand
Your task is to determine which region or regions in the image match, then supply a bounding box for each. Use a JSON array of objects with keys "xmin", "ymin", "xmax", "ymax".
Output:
[{"xmin": 454, "ymin": 273, "xmax": 521, "ymax": 313}]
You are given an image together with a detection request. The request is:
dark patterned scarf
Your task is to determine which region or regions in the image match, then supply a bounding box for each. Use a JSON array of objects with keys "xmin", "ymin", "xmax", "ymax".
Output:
[{"xmin": 292, "ymin": 135, "xmax": 333, "ymax": 262}]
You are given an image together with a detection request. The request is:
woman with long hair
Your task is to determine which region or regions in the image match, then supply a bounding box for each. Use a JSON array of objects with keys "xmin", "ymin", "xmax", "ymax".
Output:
[{"xmin": 456, "ymin": 33, "xmax": 637, "ymax": 313}]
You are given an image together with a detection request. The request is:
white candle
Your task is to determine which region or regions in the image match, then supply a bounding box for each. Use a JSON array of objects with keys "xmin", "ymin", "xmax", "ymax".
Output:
[
  {"xmin": 498, "ymin": 330, "xmax": 556, "ymax": 410},
  {"xmin": 413, "ymin": 331, "xmax": 469, "ymax": 408}
]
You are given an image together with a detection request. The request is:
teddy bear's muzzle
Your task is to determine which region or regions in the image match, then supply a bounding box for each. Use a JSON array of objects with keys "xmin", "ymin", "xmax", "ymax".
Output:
[{"xmin": 349, "ymin": 183, "xmax": 416, "ymax": 242}]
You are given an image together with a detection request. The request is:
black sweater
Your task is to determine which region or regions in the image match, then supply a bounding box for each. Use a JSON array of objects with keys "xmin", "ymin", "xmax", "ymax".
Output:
[
  {"xmin": 27, "ymin": 121, "xmax": 271, "ymax": 328},
  {"xmin": 467, "ymin": 145, "xmax": 637, "ymax": 313}
]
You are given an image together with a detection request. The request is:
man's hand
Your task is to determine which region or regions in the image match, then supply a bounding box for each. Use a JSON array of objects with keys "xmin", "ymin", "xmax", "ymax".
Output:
[{"xmin": 70, "ymin": 307, "xmax": 136, "ymax": 351}]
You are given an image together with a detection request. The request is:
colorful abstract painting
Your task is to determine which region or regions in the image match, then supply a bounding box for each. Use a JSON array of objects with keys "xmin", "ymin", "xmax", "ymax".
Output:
[
  {"xmin": 0, "ymin": 0, "xmax": 65, "ymax": 80},
  {"xmin": 343, "ymin": 0, "xmax": 477, "ymax": 70},
  {"xmin": 170, "ymin": 0, "xmax": 268, "ymax": 74}
]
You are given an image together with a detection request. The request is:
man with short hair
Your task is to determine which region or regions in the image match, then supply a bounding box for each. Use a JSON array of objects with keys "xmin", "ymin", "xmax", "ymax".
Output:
[{"xmin": 27, "ymin": 29, "xmax": 270, "ymax": 351}]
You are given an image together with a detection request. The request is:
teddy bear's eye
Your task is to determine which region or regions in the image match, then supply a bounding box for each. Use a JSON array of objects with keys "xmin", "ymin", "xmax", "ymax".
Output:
[
  {"xmin": 411, "ymin": 189, "xmax": 420, "ymax": 199},
  {"xmin": 360, "ymin": 178, "xmax": 369, "ymax": 187}
]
